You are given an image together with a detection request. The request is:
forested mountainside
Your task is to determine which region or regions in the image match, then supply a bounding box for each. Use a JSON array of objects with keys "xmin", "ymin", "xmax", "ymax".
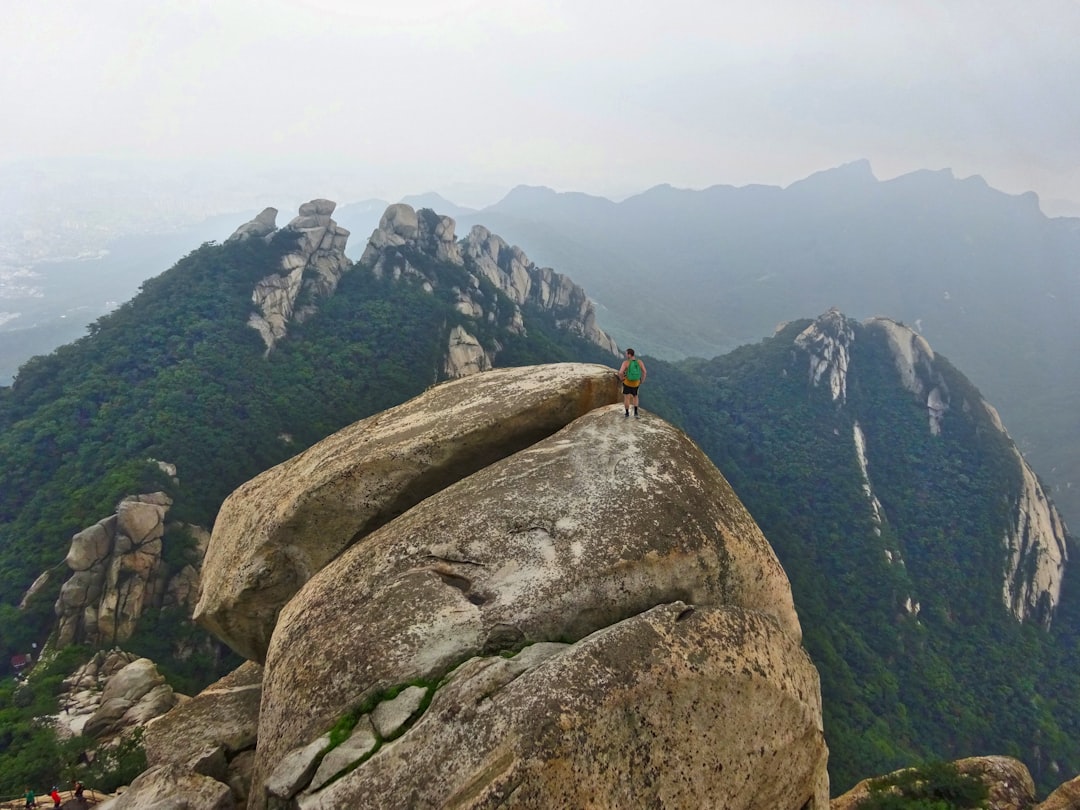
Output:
[
  {"xmin": 0, "ymin": 203, "xmax": 617, "ymax": 682},
  {"xmin": 0, "ymin": 202, "xmax": 1077, "ymax": 798},
  {"xmin": 650, "ymin": 312, "xmax": 1079, "ymax": 792},
  {"xmin": 455, "ymin": 163, "xmax": 1080, "ymax": 531}
]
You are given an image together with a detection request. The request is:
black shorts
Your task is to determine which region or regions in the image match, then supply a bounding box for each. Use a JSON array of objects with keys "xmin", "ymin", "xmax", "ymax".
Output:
[{"xmin": 623, "ymin": 383, "xmax": 641, "ymax": 396}]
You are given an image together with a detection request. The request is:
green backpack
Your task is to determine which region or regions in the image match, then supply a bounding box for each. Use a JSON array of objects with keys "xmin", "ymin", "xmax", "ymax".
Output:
[{"xmin": 626, "ymin": 358, "xmax": 642, "ymax": 382}]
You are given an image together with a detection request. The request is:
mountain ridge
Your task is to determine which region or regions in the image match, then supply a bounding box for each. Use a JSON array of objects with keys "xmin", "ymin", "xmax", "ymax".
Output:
[{"xmin": 0, "ymin": 195, "xmax": 1078, "ymax": 799}]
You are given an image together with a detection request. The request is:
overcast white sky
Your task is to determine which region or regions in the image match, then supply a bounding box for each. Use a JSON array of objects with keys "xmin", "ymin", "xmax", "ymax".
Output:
[{"xmin": 4, "ymin": 0, "xmax": 1080, "ymax": 212}]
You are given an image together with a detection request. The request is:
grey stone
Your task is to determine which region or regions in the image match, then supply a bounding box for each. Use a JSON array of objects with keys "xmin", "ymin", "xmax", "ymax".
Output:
[
  {"xmin": 195, "ymin": 363, "xmax": 621, "ymax": 663},
  {"xmin": 369, "ymin": 686, "xmax": 426, "ymax": 739}
]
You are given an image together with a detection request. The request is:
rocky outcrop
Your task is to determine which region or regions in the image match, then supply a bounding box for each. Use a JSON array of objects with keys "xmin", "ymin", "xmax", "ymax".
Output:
[
  {"xmin": 443, "ymin": 324, "xmax": 494, "ymax": 377},
  {"xmin": 1037, "ymin": 773, "xmax": 1080, "ymax": 809},
  {"xmin": 461, "ymin": 224, "xmax": 619, "ymax": 354},
  {"xmin": 133, "ymin": 660, "xmax": 262, "ymax": 808},
  {"xmin": 96, "ymin": 763, "xmax": 236, "ymax": 810},
  {"xmin": 54, "ymin": 493, "xmax": 204, "ymax": 647},
  {"xmin": 227, "ymin": 208, "xmax": 279, "ymax": 243},
  {"xmin": 245, "ymin": 200, "xmax": 351, "ymax": 353},
  {"xmin": 1004, "ymin": 448, "xmax": 1070, "ymax": 628},
  {"xmin": 864, "ymin": 316, "xmax": 950, "ymax": 435},
  {"xmin": 82, "ymin": 656, "xmax": 179, "ymax": 739},
  {"xmin": 245, "ymin": 400, "xmax": 816, "ymax": 808},
  {"xmin": 792, "ymin": 311, "xmax": 1070, "ymax": 630},
  {"xmin": 52, "ymin": 650, "xmax": 179, "ymax": 742},
  {"xmin": 361, "ymin": 203, "xmax": 462, "ymax": 267},
  {"xmin": 358, "ymin": 205, "xmax": 620, "ymax": 368},
  {"xmin": 831, "ymin": 755, "xmax": 1036, "ymax": 810},
  {"xmin": 795, "ymin": 307, "xmax": 854, "ymax": 403},
  {"xmin": 186, "ymin": 364, "xmax": 828, "ymax": 808},
  {"xmin": 195, "ymin": 364, "xmax": 622, "ymax": 663}
]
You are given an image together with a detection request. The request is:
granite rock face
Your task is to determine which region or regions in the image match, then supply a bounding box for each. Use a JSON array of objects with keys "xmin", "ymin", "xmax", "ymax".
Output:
[
  {"xmin": 184, "ymin": 364, "xmax": 826, "ymax": 808},
  {"xmin": 359, "ymin": 205, "xmax": 620, "ymax": 368},
  {"xmin": 54, "ymin": 493, "xmax": 204, "ymax": 647},
  {"xmin": 194, "ymin": 363, "xmax": 622, "ymax": 663},
  {"xmin": 792, "ymin": 310, "xmax": 1070, "ymax": 630},
  {"xmin": 831, "ymin": 755, "xmax": 1037, "ymax": 810},
  {"xmin": 244, "ymin": 199, "xmax": 351, "ymax": 353},
  {"xmin": 300, "ymin": 604, "xmax": 825, "ymax": 810}
]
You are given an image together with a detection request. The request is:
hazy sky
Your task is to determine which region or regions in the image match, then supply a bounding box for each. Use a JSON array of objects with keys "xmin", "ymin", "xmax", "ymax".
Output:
[{"xmin": 4, "ymin": 0, "xmax": 1080, "ymax": 212}]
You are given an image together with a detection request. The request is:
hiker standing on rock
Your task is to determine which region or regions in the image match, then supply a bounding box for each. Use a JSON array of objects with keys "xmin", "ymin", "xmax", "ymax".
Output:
[{"xmin": 618, "ymin": 348, "xmax": 646, "ymax": 418}]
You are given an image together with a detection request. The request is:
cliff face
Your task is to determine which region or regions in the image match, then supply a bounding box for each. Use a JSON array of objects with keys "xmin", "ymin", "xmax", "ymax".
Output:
[
  {"xmin": 792, "ymin": 310, "xmax": 1070, "ymax": 630},
  {"xmin": 229, "ymin": 200, "xmax": 352, "ymax": 353},
  {"xmin": 360, "ymin": 204, "xmax": 620, "ymax": 375},
  {"xmin": 178, "ymin": 364, "xmax": 828, "ymax": 809},
  {"xmin": 54, "ymin": 492, "xmax": 207, "ymax": 647}
]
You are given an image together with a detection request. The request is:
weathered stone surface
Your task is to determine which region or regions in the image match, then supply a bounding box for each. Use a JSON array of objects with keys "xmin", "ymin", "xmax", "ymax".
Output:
[
  {"xmin": 300, "ymin": 603, "xmax": 826, "ymax": 810},
  {"xmin": 143, "ymin": 660, "xmax": 262, "ymax": 769},
  {"xmin": 1038, "ymin": 773, "xmax": 1080, "ymax": 809},
  {"xmin": 55, "ymin": 494, "xmax": 175, "ymax": 647},
  {"xmin": 227, "ymin": 208, "xmax": 278, "ymax": 243},
  {"xmin": 306, "ymin": 717, "xmax": 377, "ymax": 792},
  {"xmin": 66, "ymin": 521, "xmax": 114, "ymax": 570},
  {"xmin": 369, "ymin": 685, "xmax": 426, "ymax": 739},
  {"xmin": 227, "ymin": 750, "xmax": 256, "ymax": 807},
  {"xmin": 57, "ymin": 649, "xmax": 137, "ymax": 734},
  {"xmin": 359, "ymin": 206, "xmax": 619, "ymax": 359},
  {"xmin": 195, "ymin": 363, "xmax": 621, "ymax": 663},
  {"xmin": 444, "ymin": 324, "xmax": 493, "ymax": 378},
  {"xmin": 246, "ymin": 199, "xmax": 351, "ymax": 352},
  {"xmin": 82, "ymin": 657, "xmax": 177, "ymax": 740},
  {"xmin": 265, "ymin": 734, "xmax": 329, "ymax": 802},
  {"xmin": 831, "ymin": 755, "xmax": 1035, "ymax": 810},
  {"xmin": 951, "ymin": 756, "xmax": 1037, "ymax": 810},
  {"xmin": 250, "ymin": 405, "xmax": 801, "ymax": 806},
  {"xmin": 95, "ymin": 763, "xmax": 235, "ymax": 809}
]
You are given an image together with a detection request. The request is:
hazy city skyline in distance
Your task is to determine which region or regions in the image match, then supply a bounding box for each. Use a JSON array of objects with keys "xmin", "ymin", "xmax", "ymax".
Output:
[{"xmin": 3, "ymin": 0, "xmax": 1080, "ymax": 216}]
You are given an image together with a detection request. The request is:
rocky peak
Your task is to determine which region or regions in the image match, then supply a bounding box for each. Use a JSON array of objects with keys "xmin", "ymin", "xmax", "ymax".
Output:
[
  {"xmin": 792, "ymin": 311, "xmax": 1070, "ymax": 630},
  {"xmin": 226, "ymin": 207, "xmax": 278, "ymax": 243},
  {"xmin": 360, "ymin": 203, "xmax": 462, "ymax": 267},
  {"xmin": 864, "ymin": 316, "xmax": 950, "ymax": 435},
  {"xmin": 54, "ymin": 492, "xmax": 208, "ymax": 648},
  {"xmin": 794, "ymin": 307, "xmax": 855, "ymax": 402},
  {"xmin": 188, "ymin": 364, "xmax": 827, "ymax": 809},
  {"xmin": 358, "ymin": 204, "xmax": 619, "ymax": 376},
  {"xmin": 863, "ymin": 318, "xmax": 1070, "ymax": 628},
  {"xmin": 237, "ymin": 199, "xmax": 351, "ymax": 353}
]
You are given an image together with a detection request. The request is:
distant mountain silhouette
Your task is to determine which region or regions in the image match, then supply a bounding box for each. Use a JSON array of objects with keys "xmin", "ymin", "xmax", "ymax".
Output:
[{"xmin": 457, "ymin": 163, "xmax": 1080, "ymax": 527}]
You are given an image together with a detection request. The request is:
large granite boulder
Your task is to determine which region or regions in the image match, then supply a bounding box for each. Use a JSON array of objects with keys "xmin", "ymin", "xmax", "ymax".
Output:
[
  {"xmin": 81, "ymin": 657, "xmax": 179, "ymax": 740},
  {"xmin": 95, "ymin": 763, "xmax": 235, "ymax": 810},
  {"xmin": 194, "ymin": 363, "xmax": 621, "ymax": 663},
  {"xmin": 830, "ymin": 755, "xmax": 1036, "ymax": 810},
  {"xmin": 298, "ymin": 603, "xmax": 825, "ymax": 810},
  {"xmin": 55, "ymin": 493, "xmax": 174, "ymax": 647},
  {"xmin": 143, "ymin": 661, "xmax": 262, "ymax": 773},
  {"xmin": 249, "ymin": 404, "xmax": 810, "ymax": 807},
  {"xmin": 1038, "ymin": 773, "xmax": 1080, "ymax": 809}
]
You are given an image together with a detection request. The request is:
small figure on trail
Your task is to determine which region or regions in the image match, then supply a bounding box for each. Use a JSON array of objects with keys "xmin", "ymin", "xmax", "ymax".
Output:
[
  {"xmin": 618, "ymin": 348, "xmax": 647, "ymax": 418},
  {"xmin": 24, "ymin": 787, "xmax": 36, "ymax": 808},
  {"xmin": 73, "ymin": 780, "xmax": 86, "ymax": 805},
  {"xmin": 49, "ymin": 787, "xmax": 61, "ymax": 808}
]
